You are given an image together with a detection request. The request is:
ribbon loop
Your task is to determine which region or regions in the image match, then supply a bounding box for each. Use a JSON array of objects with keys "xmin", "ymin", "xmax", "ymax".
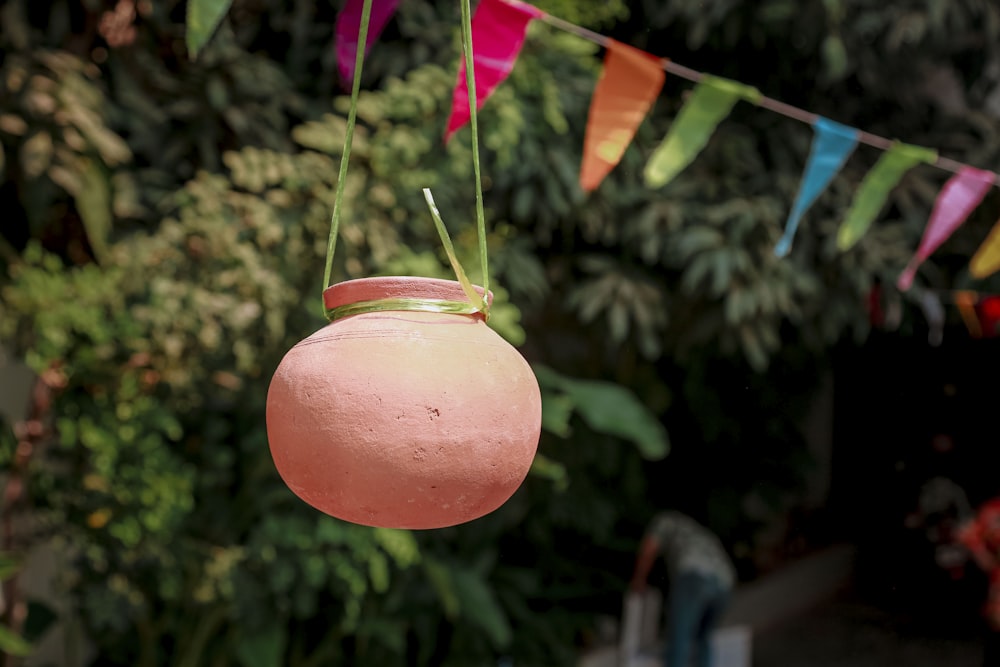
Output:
[{"xmin": 326, "ymin": 297, "xmax": 486, "ymax": 321}]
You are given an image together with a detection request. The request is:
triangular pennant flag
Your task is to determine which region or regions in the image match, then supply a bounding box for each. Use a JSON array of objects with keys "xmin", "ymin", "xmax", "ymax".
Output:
[
  {"xmin": 580, "ymin": 40, "xmax": 665, "ymax": 192},
  {"xmin": 837, "ymin": 142, "xmax": 937, "ymax": 251},
  {"xmin": 953, "ymin": 290, "xmax": 982, "ymax": 338},
  {"xmin": 918, "ymin": 289, "xmax": 945, "ymax": 346},
  {"xmin": 884, "ymin": 290, "xmax": 903, "ymax": 330},
  {"xmin": 335, "ymin": 0, "xmax": 401, "ymax": 87},
  {"xmin": 969, "ymin": 217, "xmax": 1000, "ymax": 279},
  {"xmin": 979, "ymin": 296, "xmax": 1000, "ymax": 336},
  {"xmin": 897, "ymin": 166, "xmax": 996, "ymax": 291},
  {"xmin": 444, "ymin": 0, "xmax": 541, "ymax": 142},
  {"xmin": 867, "ymin": 283, "xmax": 884, "ymax": 327},
  {"xmin": 774, "ymin": 117, "xmax": 859, "ymax": 257},
  {"xmin": 643, "ymin": 75, "xmax": 761, "ymax": 189}
]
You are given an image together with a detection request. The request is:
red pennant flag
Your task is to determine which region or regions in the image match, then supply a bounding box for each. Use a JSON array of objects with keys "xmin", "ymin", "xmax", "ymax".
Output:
[
  {"xmin": 866, "ymin": 283, "xmax": 884, "ymax": 328},
  {"xmin": 335, "ymin": 0, "xmax": 401, "ymax": 88},
  {"xmin": 579, "ymin": 40, "xmax": 665, "ymax": 192},
  {"xmin": 444, "ymin": 0, "xmax": 541, "ymax": 142},
  {"xmin": 897, "ymin": 166, "xmax": 996, "ymax": 291},
  {"xmin": 979, "ymin": 296, "xmax": 1000, "ymax": 337}
]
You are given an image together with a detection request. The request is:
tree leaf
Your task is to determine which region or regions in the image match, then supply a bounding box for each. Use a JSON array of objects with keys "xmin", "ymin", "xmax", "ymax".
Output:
[
  {"xmin": 528, "ymin": 453, "xmax": 569, "ymax": 491},
  {"xmin": 74, "ymin": 159, "xmax": 112, "ymax": 265},
  {"xmin": 372, "ymin": 528, "xmax": 419, "ymax": 569},
  {"xmin": 564, "ymin": 378, "xmax": 669, "ymax": 460},
  {"xmin": 533, "ymin": 364, "xmax": 669, "ymax": 460},
  {"xmin": 709, "ymin": 249, "xmax": 733, "ymax": 296},
  {"xmin": 423, "ymin": 558, "xmax": 459, "ymax": 619},
  {"xmin": 0, "ymin": 625, "xmax": 32, "ymax": 657},
  {"xmin": 450, "ymin": 567, "xmax": 512, "ymax": 649},
  {"xmin": 674, "ymin": 226, "xmax": 723, "ymax": 260},
  {"xmin": 724, "ymin": 289, "xmax": 745, "ymax": 325},
  {"xmin": 186, "ymin": 0, "xmax": 233, "ymax": 58},
  {"xmin": 821, "ymin": 34, "xmax": 849, "ymax": 82},
  {"xmin": 679, "ymin": 253, "xmax": 714, "ymax": 293},
  {"xmin": 235, "ymin": 625, "xmax": 286, "ymax": 667},
  {"xmin": 368, "ymin": 551, "xmax": 389, "ymax": 593},
  {"xmin": 21, "ymin": 131, "xmax": 52, "ymax": 179},
  {"xmin": 540, "ymin": 392, "xmax": 574, "ymax": 437},
  {"xmin": 607, "ymin": 300, "xmax": 629, "ymax": 342},
  {"xmin": 738, "ymin": 324, "xmax": 768, "ymax": 371},
  {"xmin": 0, "ymin": 553, "xmax": 20, "ymax": 581}
]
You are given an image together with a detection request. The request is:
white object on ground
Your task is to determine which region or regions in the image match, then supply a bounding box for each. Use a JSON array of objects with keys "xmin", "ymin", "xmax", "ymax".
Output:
[{"xmin": 616, "ymin": 589, "xmax": 751, "ymax": 667}]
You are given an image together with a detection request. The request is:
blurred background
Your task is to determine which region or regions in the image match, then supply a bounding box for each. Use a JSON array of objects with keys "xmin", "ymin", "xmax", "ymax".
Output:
[{"xmin": 2, "ymin": 0, "xmax": 1000, "ymax": 665}]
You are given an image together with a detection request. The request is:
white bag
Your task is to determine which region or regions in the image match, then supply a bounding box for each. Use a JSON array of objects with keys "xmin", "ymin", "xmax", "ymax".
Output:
[
  {"xmin": 617, "ymin": 589, "xmax": 751, "ymax": 667},
  {"xmin": 618, "ymin": 589, "xmax": 662, "ymax": 667}
]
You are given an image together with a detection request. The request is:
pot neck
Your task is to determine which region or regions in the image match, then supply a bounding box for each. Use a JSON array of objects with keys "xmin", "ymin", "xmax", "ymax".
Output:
[{"xmin": 323, "ymin": 277, "xmax": 492, "ymax": 322}]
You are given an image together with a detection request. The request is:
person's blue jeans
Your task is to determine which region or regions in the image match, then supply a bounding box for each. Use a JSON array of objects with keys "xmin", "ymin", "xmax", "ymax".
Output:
[{"xmin": 663, "ymin": 571, "xmax": 731, "ymax": 667}]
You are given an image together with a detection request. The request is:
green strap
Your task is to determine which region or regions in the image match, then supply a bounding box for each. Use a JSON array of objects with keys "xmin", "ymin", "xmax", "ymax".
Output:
[
  {"xmin": 423, "ymin": 188, "xmax": 489, "ymax": 316},
  {"xmin": 321, "ymin": 0, "xmax": 374, "ymax": 314},
  {"xmin": 326, "ymin": 297, "xmax": 484, "ymax": 321},
  {"xmin": 459, "ymin": 0, "xmax": 490, "ymax": 303},
  {"xmin": 321, "ymin": 0, "xmax": 493, "ymax": 323}
]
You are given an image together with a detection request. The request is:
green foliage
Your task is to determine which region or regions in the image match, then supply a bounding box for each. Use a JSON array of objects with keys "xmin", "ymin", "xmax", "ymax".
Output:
[
  {"xmin": 0, "ymin": 625, "xmax": 32, "ymax": 658},
  {"xmin": 531, "ymin": 0, "xmax": 630, "ymax": 28},
  {"xmin": 0, "ymin": 49, "xmax": 131, "ymax": 260},
  {"xmin": 0, "ymin": 553, "xmax": 32, "ymax": 657},
  {"xmin": 0, "ymin": 2, "xmax": 668, "ymax": 663},
  {"xmin": 535, "ymin": 364, "xmax": 669, "ymax": 460},
  {"xmin": 4, "ymin": 0, "xmax": 1000, "ymax": 664}
]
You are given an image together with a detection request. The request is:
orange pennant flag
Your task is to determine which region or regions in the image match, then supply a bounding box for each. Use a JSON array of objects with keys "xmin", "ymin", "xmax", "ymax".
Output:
[
  {"xmin": 580, "ymin": 40, "xmax": 665, "ymax": 192},
  {"xmin": 954, "ymin": 290, "xmax": 982, "ymax": 338}
]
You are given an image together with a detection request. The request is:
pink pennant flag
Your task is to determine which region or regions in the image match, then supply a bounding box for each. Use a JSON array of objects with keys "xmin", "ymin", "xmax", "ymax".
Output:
[
  {"xmin": 444, "ymin": 0, "xmax": 542, "ymax": 142},
  {"xmin": 897, "ymin": 166, "xmax": 996, "ymax": 291},
  {"xmin": 335, "ymin": 0, "xmax": 400, "ymax": 88}
]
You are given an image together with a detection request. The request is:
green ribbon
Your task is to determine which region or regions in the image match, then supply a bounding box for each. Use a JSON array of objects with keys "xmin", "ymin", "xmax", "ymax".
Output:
[
  {"xmin": 321, "ymin": 0, "xmax": 492, "ymax": 323},
  {"xmin": 644, "ymin": 74, "xmax": 761, "ymax": 189},
  {"xmin": 423, "ymin": 189, "xmax": 489, "ymax": 318},
  {"xmin": 322, "ymin": 0, "xmax": 373, "ymax": 315},
  {"xmin": 837, "ymin": 142, "xmax": 937, "ymax": 250},
  {"xmin": 326, "ymin": 297, "xmax": 485, "ymax": 321}
]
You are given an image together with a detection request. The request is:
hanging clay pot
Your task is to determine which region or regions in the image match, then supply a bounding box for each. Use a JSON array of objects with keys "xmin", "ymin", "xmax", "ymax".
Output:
[{"xmin": 265, "ymin": 276, "xmax": 541, "ymax": 529}]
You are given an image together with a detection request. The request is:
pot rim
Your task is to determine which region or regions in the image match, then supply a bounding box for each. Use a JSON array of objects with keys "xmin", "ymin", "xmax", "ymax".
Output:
[{"xmin": 323, "ymin": 276, "xmax": 493, "ymax": 312}]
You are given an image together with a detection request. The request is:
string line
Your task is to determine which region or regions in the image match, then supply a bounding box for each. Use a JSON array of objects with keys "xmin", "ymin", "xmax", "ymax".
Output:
[
  {"xmin": 321, "ymin": 0, "xmax": 375, "ymax": 314},
  {"xmin": 321, "ymin": 0, "xmax": 493, "ymax": 322},
  {"xmin": 460, "ymin": 0, "xmax": 490, "ymax": 299},
  {"xmin": 535, "ymin": 10, "xmax": 996, "ymax": 182}
]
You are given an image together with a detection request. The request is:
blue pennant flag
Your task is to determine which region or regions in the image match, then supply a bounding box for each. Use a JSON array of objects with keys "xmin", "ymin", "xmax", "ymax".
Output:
[{"xmin": 775, "ymin": 117, "xmax": 860, "ymax": 257}]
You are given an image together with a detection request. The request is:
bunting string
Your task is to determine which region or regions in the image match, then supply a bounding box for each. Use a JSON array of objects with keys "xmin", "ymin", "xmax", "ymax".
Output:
[
  {"xmin": 525, "ymin": 3, "xmax": 1000, "ymax": 287},
  {"xmin": 925, "ymin": 288, "xmax": 1000, "ymax": 302},
  {"xmin": 868, "ymin": 286, "xmax": 1000, "ymax": 342},
  {"xmin": 535, "ymin": 10, "xmax": 988, "ymax": 180}
]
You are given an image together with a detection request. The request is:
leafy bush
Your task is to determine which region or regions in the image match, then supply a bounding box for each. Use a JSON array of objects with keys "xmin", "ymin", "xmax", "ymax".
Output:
[{"xmin": 4, "ymin": 0, "xmax": 1000, "ymax": 664}]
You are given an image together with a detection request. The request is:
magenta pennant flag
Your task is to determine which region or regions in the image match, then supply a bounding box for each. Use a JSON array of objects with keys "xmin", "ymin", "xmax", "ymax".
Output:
[
  {"xmin": 335, "ymin": 0, "xmax": 400, "ymax": 87},
  {"xmin": 897, "ymin": 166, "xmax": 997, "ymax": 291},
  {"xmin": 444, "ymin": 0, "xmax": 542, "ymax": 142}
]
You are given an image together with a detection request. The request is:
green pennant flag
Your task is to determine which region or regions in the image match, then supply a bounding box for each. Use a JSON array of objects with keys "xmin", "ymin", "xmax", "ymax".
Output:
[
  {"xmin": 644, "ymin": 75, "xmax": 761, "ymax": 189},
  {"xmin": 837, "ymin": 142, "xmax": 937, "ymax": 250},
  {"xmin": 186, "ymin": 0, "xmax": 233, "ymax": 58}
]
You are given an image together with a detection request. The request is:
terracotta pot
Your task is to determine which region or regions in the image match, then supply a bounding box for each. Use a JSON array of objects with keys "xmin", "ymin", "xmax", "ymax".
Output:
[{"xmin": 265, "ymin": 276, "xmax": 541, "ymax": 529}]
